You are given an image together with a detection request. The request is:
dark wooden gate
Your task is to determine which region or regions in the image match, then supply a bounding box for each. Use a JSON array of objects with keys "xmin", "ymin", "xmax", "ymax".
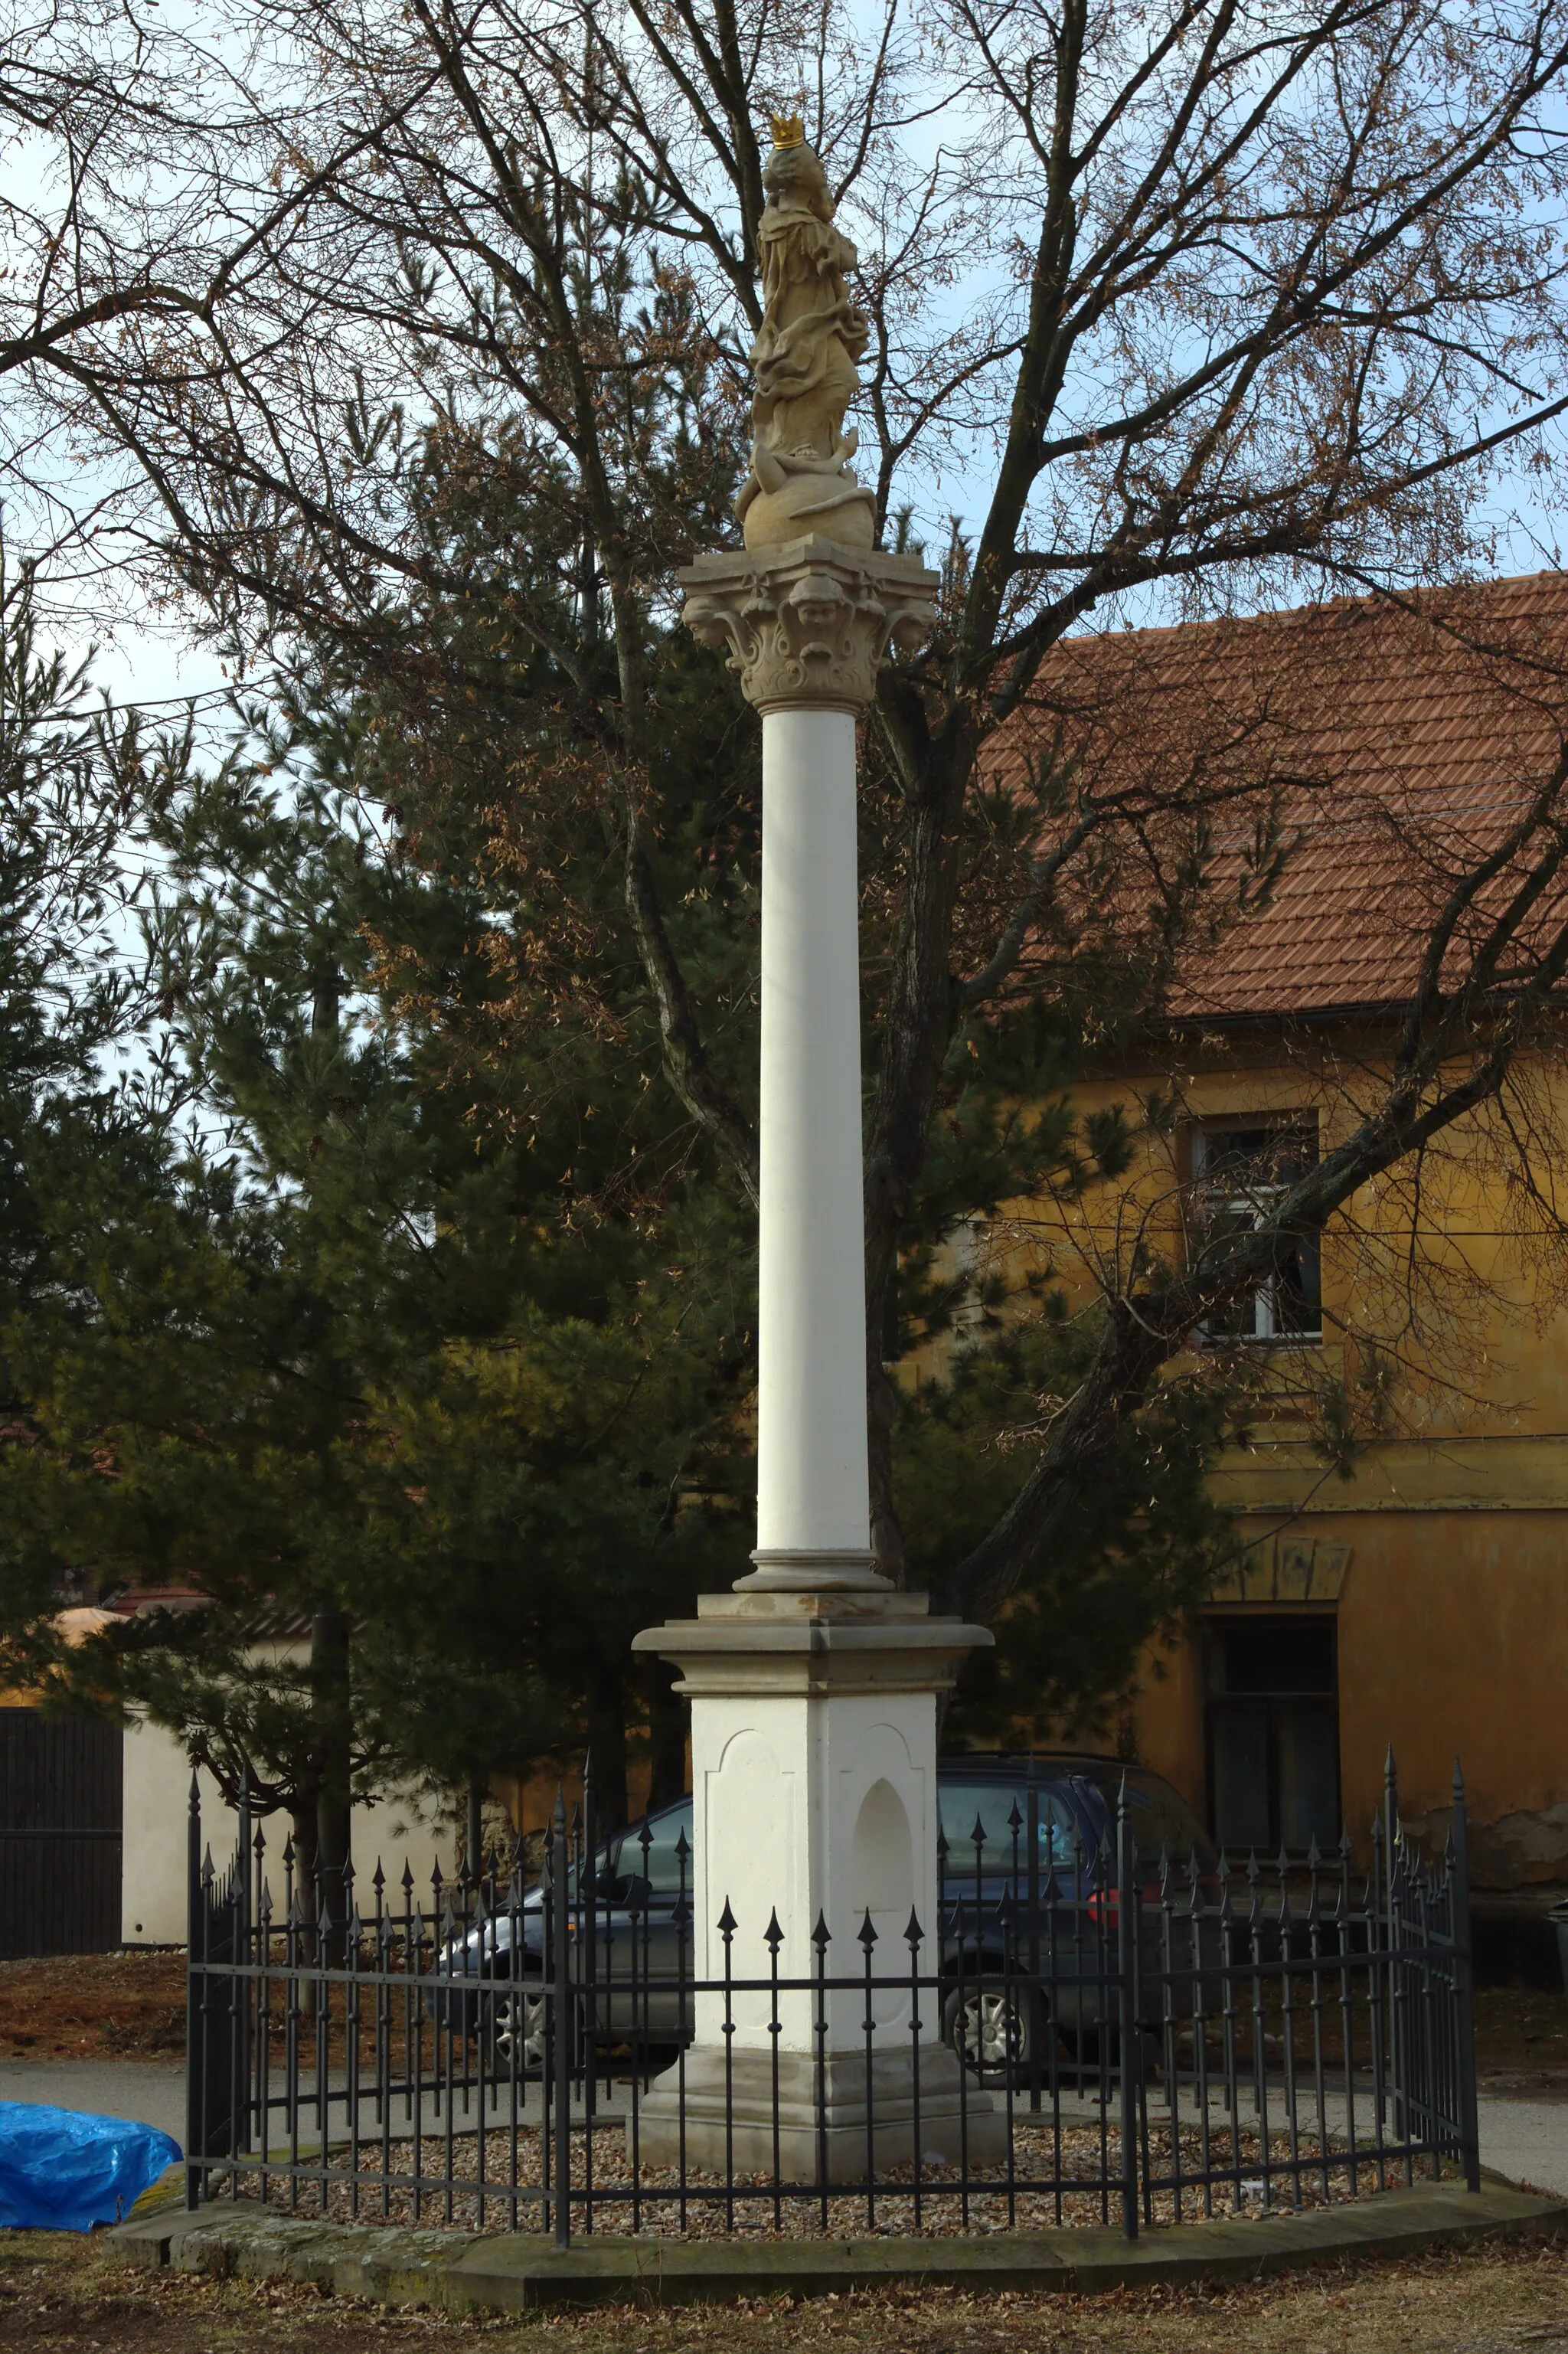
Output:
[{"xmin": 0, "ymin": 1709, "xmax": 122, "ymax": 1958}]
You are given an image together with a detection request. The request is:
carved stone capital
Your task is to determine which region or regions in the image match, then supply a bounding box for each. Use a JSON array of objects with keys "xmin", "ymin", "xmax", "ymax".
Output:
[{"xmin": 677, "ymin": 537, "xmax": 939, "ymax": 715}]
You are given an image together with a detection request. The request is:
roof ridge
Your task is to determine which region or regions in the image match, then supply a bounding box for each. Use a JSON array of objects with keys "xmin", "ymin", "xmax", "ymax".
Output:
[{"xmin": 1042, "ymin": 567, "xmax": 1568, "ymax": 662}]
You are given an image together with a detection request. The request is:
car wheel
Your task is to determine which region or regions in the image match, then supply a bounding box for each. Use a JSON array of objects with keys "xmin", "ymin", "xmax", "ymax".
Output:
[
  {"xmin": 942, "ymin": 1978, "xmax": 1034, "ymax": 2076},
  {"xmin": 482, "ymin": 1981, "xmax": 548, "ymax": 2075}
]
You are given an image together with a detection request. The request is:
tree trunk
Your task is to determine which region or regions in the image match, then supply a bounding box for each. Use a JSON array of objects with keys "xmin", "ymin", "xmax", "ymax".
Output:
[
  {"xmin": 464, "ymin": 1777, "xmax": 486, "ymax": 1885},
  {"xmin": 585, "ymin": 1687, "xmax": 630, "ymax": 1839},
  {"xmin": 289, "ymin": 1802, "xmax": 320, "ymax": 1931},
  {"xmin": 309, "ymin": 1609, "xmax": 354, "ymax": 1964},
  {"xmin": 645, "ymin": 1675, "xmax": 688, "ymax": 1814}
]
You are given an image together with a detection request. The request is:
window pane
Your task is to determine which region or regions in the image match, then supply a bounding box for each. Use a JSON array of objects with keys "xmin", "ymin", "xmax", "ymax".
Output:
[
  {"xmin": 617, "ymin": 1802, "xmax": 693, "ymax": 1895},
  {"xmin": 1192, "ymin": 1202, "xmax": 1269, "ymax": 1338},
  {"xmin": 1279, "ymin": 1710, "xmax": 1340, "ymax": 1850},
  {"xmin": 1219, "ymin": 1619, "xmax": 1336, "ymax": 1695},
  {"xmin": 938, "ymin": 1784, "xmax": 1077, "ymax": 1875},
  {"xmin": 1212, "ymin": 1707, "xmax": 1271, "ymax": 1849},
  {"xmin": 1198, "ymin": 1125, "xmax": 1317, "ymax": 1186},
  {"xmin": 1274, "ymin": 1229, "xmax": 1322, "ymax": 1336}
]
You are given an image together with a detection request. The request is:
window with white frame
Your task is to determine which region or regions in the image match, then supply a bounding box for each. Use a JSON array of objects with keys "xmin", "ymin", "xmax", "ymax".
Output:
[{"xmin": 1191, "ymin": 1120, "xmax": 1321, "ymax": 1342}]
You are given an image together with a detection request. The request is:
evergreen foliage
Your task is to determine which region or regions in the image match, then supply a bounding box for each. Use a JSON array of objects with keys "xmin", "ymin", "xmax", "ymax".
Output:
[{"xmin": 0, "ymin": 469, "xmax": 1238, "ymax": 1846}]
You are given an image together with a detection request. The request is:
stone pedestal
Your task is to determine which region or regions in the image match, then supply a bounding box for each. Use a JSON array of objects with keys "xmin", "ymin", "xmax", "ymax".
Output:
[
  {"xmin": 630, "ymin": 1587, "xmax": 1001, "ymax": 2176},
  {"xmin": 629, "ymin": 532, "xmax": 999, "ymax": 2179}
]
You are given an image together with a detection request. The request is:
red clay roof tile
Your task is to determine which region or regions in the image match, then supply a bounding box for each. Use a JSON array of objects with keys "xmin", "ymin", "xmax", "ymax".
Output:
[{"xmin": 996, "ymin": 571, "xmax": 1568, "ymax": 1020}]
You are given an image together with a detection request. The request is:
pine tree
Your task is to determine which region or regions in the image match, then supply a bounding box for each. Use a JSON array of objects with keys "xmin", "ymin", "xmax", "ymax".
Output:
[
  {"xmin": 0, "ymin": 458, "xmax": 1243, "ymax": 1846},
  {"xmin": 2, "ymin": 730, "xmax": 753, "ymax": 1849}
]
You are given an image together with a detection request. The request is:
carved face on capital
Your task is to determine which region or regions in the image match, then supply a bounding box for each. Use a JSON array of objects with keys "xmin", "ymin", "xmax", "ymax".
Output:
[{"xmin": 762, "ymin": 138, "xmax": 835, "ymax": 224}]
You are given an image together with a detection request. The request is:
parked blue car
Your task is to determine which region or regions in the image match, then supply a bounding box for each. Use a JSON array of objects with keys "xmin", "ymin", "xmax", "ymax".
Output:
[{"xmin": 443, "ymin": 1754, "xmax": 1220, "ymax": 2078}]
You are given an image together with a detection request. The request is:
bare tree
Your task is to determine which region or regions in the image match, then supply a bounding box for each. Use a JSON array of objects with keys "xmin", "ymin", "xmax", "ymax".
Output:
[
  {"xmin": 11, "ymin": 0, "xmax": 1568, "ymax": 1620},
  {"xmin": 0, "ymin": 1, "xmax": 403, "ymax": 605}
]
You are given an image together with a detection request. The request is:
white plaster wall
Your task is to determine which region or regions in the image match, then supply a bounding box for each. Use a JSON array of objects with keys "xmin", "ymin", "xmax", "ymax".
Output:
[
  {"xmin": 121, "ymin": 1715, "xmax": 224, "ymax": 1943},
  {"xmin": 691, "ymin": 1689, "xmax": 939, "ymax": 2053},
  {"xmin": 120, "ymin": 1712, "xmax": 459, "ymax": 1946},
  {"xmin": 348, "ymin": 1787, "xmax": 453, "ymax": 1922}
]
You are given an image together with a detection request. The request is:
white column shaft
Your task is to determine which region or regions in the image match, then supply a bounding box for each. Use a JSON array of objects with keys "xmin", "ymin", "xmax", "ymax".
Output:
[{"xmin": 756, "ymin": 705, "xmax": 870, "ymax": 1560}]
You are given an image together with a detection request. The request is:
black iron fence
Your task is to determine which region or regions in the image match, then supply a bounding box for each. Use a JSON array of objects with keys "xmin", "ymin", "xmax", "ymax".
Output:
[{"xmin": 186, "ymin": 1754, "xmax": 1480, "ymax": 2241}]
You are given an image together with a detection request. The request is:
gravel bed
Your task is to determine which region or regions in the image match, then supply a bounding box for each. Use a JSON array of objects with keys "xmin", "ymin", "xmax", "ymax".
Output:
[{"xmin": 239, "ymin": 2108, "xmax": 1432, "ymax": 2238}]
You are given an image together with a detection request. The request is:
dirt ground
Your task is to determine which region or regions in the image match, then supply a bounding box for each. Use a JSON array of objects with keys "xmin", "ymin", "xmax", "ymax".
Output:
[
  {"xmin": 0, "ymin": 1952, "xmax": 186, "ymax": 2060},
  {"xmin": 1475, "ymin": 1989, "xmax": 1568, "ymax": 2085},
  {"xmin": 3, "ymin": 1955, "xmax": 1566, "ymax": 2078},
  {"xmin": 2, "ymin": 2227, "xmax": 1566, "ymax": 2352}
]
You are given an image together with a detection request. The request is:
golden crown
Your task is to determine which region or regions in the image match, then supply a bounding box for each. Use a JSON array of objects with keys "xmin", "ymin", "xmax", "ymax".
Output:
[{"xmin": 769, "ymin": 110, "xmax": 805, "ymax": 149}]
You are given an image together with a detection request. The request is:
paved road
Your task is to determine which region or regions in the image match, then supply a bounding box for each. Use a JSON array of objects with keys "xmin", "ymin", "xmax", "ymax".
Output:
[
  {"xmin": 1476, "ymin": 2077, "xmax": 1568, "ymax": 2199},
  {"xmin": 2, "ymin": 2060, "xmax": 1562, "ymax": 2195},
  {"xmin": 0, "ymin": 2058, "xmax": 622, "ymax": 2151},
  {"xmin": 0, "ymin": 2060, "xmax": 186, "ymax": 2145}
]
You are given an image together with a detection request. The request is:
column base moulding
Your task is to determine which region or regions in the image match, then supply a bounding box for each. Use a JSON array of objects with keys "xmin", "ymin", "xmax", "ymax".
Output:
[
  {"xmin": 738, "ymin": 1548, "xmax": 888, "ymax": 1594},
  {"xmin": 632, "ymin": 1584, "xmax": 994, "ymax": 1698},
  {"xmin": 632, "ymin": 2043, "xmax": 1004, "ymax": 2182}
]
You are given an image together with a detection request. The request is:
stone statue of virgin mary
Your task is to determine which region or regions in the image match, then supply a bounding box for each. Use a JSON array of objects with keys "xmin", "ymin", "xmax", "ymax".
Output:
[{"xmin": 736, "ymin": 116, "xmax": 878, "ymax": 553}]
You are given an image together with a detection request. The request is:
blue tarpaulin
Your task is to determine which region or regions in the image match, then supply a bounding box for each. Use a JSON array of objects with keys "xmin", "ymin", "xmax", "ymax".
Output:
[{"xmin": 0, "ymin": 2101, "xmax": 181, "ymax": 2231}]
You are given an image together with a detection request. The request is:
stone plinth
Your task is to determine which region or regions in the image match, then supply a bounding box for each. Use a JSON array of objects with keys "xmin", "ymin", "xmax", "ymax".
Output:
[{"xmin": 630, "ymin": 1586, "xmax": 1000, "ymax": 2177}]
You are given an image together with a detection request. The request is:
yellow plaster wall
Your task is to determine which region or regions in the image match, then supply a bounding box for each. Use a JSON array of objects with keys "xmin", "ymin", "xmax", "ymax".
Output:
[
  {"xmin": 1131, "ymin": 1502, "xmax": 1568, "ymax": 1884},
  {"xmin": 1007, "ymin": 1043, "xmax": 1568, "ymax": 1440},
  {"xmin": 962, "ymin": 1035, "xmax": 1568, "ymax": 1886}
]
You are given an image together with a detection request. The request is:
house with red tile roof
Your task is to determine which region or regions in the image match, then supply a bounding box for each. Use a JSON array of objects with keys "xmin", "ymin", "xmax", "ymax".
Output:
[{"xmin": 988, "ymin": 571, "xmax": 1568, "ymax": 1957}]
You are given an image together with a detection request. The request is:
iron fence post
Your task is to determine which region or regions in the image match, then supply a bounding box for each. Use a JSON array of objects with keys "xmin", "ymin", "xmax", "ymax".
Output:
[
  {"xmin": 906, "ymin": 1908, "xmax": 923, "ymax": 2235},
  {"xmin": 675, "ymin": 1829, "xmax": 691, "ymax": 2233},
  {"xmin": 1449, "ymin": 1761, "xmax": 1482, "ymax": 2192},
  {"xmin": 766, "ymin": 1907, "xmax": 784, "ymax": 2227},
  {"xmin": 1026, "ymin": 1757, "xmax": 1042, "ymax": 2112},
  {"xmin": 1117, "ymin": 1777, "xmax": 1138, "ymax": 2240},
  {"xmin": 1383, "ymin": 1746, "xmax": 1407, "ymax": 2153},
  {"xmin": 813, "ymin": 1911, "xmax": 831, "ymax": 2228},
  {"xmin": 860, "ymin": 1908, "xmax": 877, "ymax": 2227},
  {"xmin": 235, "ymin": 1776, "xmax": 252, "ymax": 2161},
  {"xmin": 550, "ymin": 1791, "xmax": 571, "ymax": 2248},
  {"xmin": 185, "ymin": 1771, "xmax": 201, "ymax": 2212},
  {"xmin": 581, "ymin": 1757, "xmax": 597, "ymax": 2153},
  {"xmin": 720, "ymin": 1897, "xmax": 737, "ymax": 2229}
]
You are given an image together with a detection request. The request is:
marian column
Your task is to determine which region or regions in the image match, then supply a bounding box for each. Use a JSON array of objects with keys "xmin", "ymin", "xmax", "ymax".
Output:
[{"xmin": 632, "ymin": 116, "xmax": 997, "ymax": 2179}]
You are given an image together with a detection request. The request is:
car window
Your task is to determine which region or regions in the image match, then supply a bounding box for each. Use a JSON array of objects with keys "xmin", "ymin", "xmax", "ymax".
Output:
[
  {"xmin": 937, "ymin": 1783, "xmax": 1079, "ymax": 1877},
  {"xmin": 1073, "ymin": 1767, "xmax": 1217, "ymax": 1865},
  {"xmin": 612, "ymin": 1800, "xmax": 694, "ymax": 1898}
]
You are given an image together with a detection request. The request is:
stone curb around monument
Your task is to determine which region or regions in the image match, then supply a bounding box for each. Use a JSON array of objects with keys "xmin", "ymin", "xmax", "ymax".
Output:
[{"xmin": 108, "ymin": 2181, "xmax": 1566, "ymax": 2310}]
